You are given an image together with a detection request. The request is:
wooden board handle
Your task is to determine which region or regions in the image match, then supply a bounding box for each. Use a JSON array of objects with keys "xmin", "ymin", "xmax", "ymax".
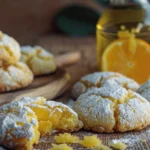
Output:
[{"xmin": 56, "ymin": 51, "xmax": 81, "ymax": 67}]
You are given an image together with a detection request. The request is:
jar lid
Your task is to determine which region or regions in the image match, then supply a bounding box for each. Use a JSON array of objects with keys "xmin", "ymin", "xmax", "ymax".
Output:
[
  {"xmin": 110, "ymin": 0, "xmax": 148, "ymax": 6},
  {"xmin": 110, "ymin": 0, "xmax": 129, "ymax": 6}
]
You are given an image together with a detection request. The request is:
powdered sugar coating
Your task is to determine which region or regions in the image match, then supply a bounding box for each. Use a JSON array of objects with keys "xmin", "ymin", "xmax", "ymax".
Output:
[
  {"xmin": 0, "ymin": 111, "xmax": 37, "ymax": 149},
  {"xmin": 0, "ymin": 97, "xmax": 46, "ymax": 149},
  {"xmin": 0, "ymin": 97, "xmax": 45, "ymax": 113},
  {"xmin": 0, "ymin": 62, "xmax": 33, "ymax": 92},
  {"xmin": 21, "ymin": 46, "xmax": 53, "ymax": 58},
  {"xmin": 45, "ymin": 101, "xmax": 77, "ymax": 117},
  {"xmin": 0, "ymin": 96, "xmax": 83, "ymax": 149},
  {"xmin": 72, "ymin": 72, "xmax": 139, "ymax": 99},
  {"xmin": 82, "ymin": 72, "xmax": 114, "ymax": 85},
  {"xmin": 0, "ymin": 32, "xmax": 21, "ymax": 66},
  {"xmin": 21, "ymin": 45, "xmax": 56, "ymax": 76},
  {"xmin": 118, "ymin": 96, "xmax": 150, "ymax": 132},
  {"xmin": 74, "ymin": 85, "xmax": 150, "ymax": 133},
  {"xmin": 75, "ymin": 94, "xmax": 115, "ymax": 132},
  {"xmin": 81, "ymin": 86, "xmax": 128, "ymax": 102},
  {"xmin": 137, "ymin": 79, "xmax": 150, "ymax": 101}
]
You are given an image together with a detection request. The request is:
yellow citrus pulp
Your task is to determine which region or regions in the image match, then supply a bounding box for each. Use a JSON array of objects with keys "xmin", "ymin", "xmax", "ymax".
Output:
[{"xmin": 102, "ymin": 30, "xmax": 150, "ymax": 84}]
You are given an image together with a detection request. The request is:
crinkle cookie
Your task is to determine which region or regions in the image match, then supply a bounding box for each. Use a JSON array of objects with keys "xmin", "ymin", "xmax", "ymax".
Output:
[
  {"xmin": 0, "ymin": 104, "xmax": 40, "ymax": 149},
  {"xmin": 20, "ymin": 46, "xmax": 57, "ymax": 76},
  {"xmin": 72, "ymin": 72, "xmax": 139, "ymax": 99},
  {"xmin": 74, "ymin": 85, "xmax": 150, "ymax": 133},
  {"xmin": 137, "ymin": 79, "xmax": 150, "ymax": 102},
  {"xmin": 0, "ymin": 97, "xmax": 43, "ymax": 150},
  {"xmin": 0, "ymin": 31, "xmax": 20, "ymax": 66},
  {"xmin": 0, "ymin": 62, "xmax": 33, "ymax": 92},
  {"xmin": 0, "ymin": 96, "xmax": 83, "ymax": 150}
]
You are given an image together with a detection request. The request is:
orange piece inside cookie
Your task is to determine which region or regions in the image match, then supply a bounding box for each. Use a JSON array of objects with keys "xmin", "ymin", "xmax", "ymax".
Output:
[{"xmin": 0, "ymin": 97, "xmax": 83, "ymax": 150}]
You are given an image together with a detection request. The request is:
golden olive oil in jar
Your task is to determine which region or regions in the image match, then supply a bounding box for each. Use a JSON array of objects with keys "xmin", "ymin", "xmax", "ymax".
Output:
[{"xmin": 96, "ymin": 0, "xmax": 150, "ymax": 83}]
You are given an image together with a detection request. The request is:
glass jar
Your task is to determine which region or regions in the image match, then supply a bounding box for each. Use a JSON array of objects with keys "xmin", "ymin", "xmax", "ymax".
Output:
[{"xmin": 96, "ymin": 0, "xmax": 150, "ymax": 83}]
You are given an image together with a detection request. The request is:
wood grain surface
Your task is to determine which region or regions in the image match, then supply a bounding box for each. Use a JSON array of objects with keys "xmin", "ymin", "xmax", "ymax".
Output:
[{"xmin": 0, "ymin": 68, "xmax": 70, "ymax": 105}]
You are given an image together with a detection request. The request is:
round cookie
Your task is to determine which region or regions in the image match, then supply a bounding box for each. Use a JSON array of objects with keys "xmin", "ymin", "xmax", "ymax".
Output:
[
  {"xmin": 74, "ymin": 85, "xmax": 150, "ymax": 133},
  {"xmin": 72, "ymin": 72, "xmax": 139, "ymax": 99},
  {"xmin": 0, "ymin": 99, "xmax": 40, "ymax": 149},
  {"xmin": 0, "ymin": 96, "xmax": 83, "ymax": 149},
  {"xmin": 0, "ymin": 62, "xmax": 33, "ymax": 92},
  {"xmin": 0, "ymin": 31, "xmax": 20, "ymax": 66},
  {"xmin": 137, "ymin": 80, "xmax": 150, "ymax": 102},
  {"xmin": 20, "ymin": 46, "xmax": 57, "ymax": 76}
]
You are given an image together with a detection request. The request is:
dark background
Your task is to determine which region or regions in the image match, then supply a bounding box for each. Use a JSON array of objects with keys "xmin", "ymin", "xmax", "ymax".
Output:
[{"xmin": 0, "ymin": 0, "xmax": 100, "ymax": 44}]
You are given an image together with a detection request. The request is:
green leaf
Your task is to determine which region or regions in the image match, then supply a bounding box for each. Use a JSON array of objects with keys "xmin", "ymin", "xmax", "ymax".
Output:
[{"xmin": 54, "ymin": 5, "xmax": 100, "ymax": 36}]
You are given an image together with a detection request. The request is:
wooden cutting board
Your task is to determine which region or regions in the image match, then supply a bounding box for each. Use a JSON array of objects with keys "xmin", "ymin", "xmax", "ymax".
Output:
[{"xmin": 0, "ymin": 68, "xmax": 70, "ymax": 106}]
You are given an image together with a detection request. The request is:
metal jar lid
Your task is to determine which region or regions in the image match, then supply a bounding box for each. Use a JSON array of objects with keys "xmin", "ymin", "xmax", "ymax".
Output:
[{"xmin": 110, "ymin": 0, "xmax": 129, "ymax": 5}]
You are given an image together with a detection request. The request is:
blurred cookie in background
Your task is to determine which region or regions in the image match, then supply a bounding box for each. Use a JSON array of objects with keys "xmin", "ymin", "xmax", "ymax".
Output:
[
  {"xmin": 0, "ymin": 31, "xmax": 20, "ymax": 66},
  {"xmin": 0, "ymin": 62, "xmax": 33, "ymax": 92},
  {"xmin": 72, "ymin": 72, "xmax": 139, "ymax": 99},
  {"xmin": 20, "ymin": 46, "xmax": 57, "ymax": 76}
]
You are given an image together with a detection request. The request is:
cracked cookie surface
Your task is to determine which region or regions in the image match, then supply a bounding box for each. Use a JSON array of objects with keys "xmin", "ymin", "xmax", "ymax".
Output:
[
  {"xmin": 0, "ymin": 62, "xmax": 33, "ymax": 92},
  {"xmin": 0, "ymin": 32, "xmax": 20, "ymax": 66},
  {"xmin": 74, "ymin": 85, "xmax": 150, "ymax": 133},
  {"xmin": 20, "ymin": 46, "xmax": 56, "ymax": 76},
  {"xmin": 72, "ymin": 72, "xmax": 139, "ymax": 99},
  {"xmin": 0, "ymin": 97, "xmax": 83, "ymax": 150}
]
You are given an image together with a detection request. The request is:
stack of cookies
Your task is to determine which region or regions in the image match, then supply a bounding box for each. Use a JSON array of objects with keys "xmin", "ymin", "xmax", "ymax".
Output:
[
  {"xmin": 0, "ymin": 31, "xmax": 33, "ymax": 92},
  {"xmin": 0, "ymin": 32, "xmax": 57, "ymax": 92}
]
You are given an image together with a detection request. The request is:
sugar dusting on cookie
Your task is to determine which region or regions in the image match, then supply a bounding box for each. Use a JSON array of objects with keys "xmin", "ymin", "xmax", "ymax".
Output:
[
  {"xmin": 75, "ymin": 85, "xmax": 150, "ymax": 133},
  {"xmin": 72, "ymin": 72, "xmax": 139, "ymax": 99}
]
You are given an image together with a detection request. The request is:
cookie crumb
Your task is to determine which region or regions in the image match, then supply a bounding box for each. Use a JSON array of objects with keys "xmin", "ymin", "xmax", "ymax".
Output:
[
  {"xmin": 51, "ymin": 144, "xmax": 73, "ymax": 150},
  {"xmin": 54, "ymin": 133, "xmax": 79, "ymax": 144},
  {"xmin": 80, "ymin": 135, "xmax": 102, "ymax": 148},
  {"xmin": 109, "ymin": 140, "xmax": 127, "ymax": 150}
]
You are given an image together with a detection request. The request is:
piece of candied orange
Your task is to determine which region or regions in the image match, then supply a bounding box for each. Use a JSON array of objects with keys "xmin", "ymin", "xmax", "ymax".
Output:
[
  {"xmin": 102, "ymin": 38, "xmax": 150, "ymax": 84},
  {"xmin": 80, "ymin": 135, "xmax": 102, "ymax": 148},
  {"xmin": 54, "ymin": 133, "xmax": 79, "ymax": 144}
]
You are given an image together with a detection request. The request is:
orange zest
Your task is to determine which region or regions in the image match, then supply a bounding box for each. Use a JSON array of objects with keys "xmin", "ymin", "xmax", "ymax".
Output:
[{"xmin": 102, "ymin": 34, "xmax": 150, "ymax": 84}]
